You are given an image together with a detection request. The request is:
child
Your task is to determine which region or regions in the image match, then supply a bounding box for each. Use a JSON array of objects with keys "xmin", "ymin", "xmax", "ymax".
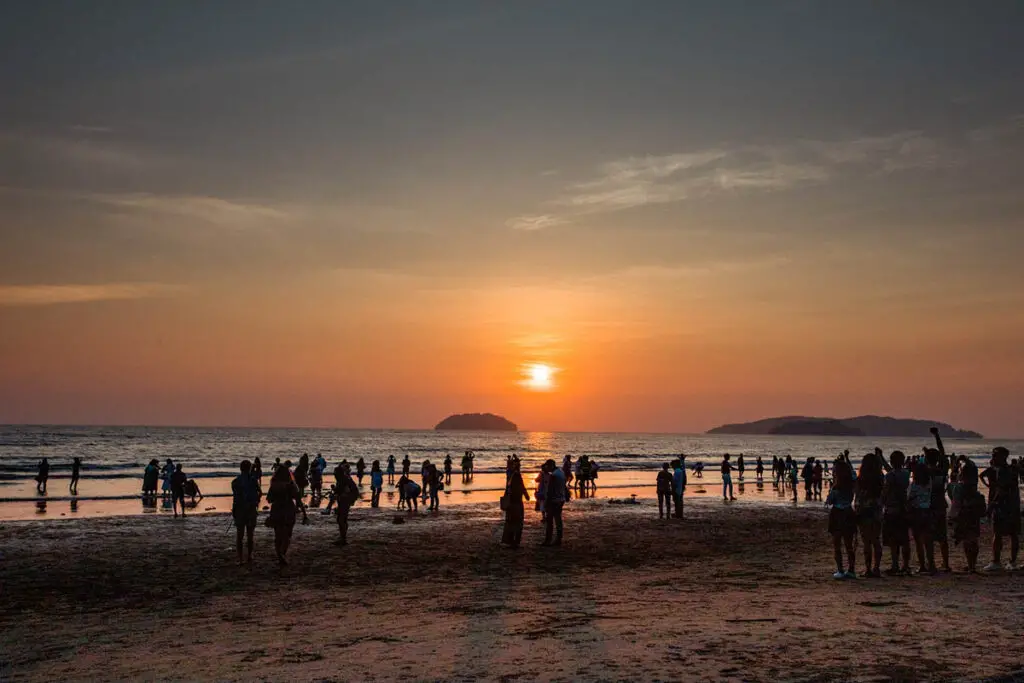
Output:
[
  {"xmin": 826, "ymin": 458, "xmax": 857, "ymax": 578},
  {"xmin": 370, "ymin": 460, "xmax": 383, "ymax": 508}
]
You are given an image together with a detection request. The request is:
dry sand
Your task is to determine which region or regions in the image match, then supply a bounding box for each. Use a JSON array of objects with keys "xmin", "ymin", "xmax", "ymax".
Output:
[{"xmin": 2, "ymin": 498, "xmax": 1024, "ymax": 682}]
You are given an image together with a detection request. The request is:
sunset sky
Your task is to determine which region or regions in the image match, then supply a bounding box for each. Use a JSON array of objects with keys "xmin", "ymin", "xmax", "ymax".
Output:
[{"xmin": 2, "ymin": 2, "xmax": 1023, "ymax": 435}]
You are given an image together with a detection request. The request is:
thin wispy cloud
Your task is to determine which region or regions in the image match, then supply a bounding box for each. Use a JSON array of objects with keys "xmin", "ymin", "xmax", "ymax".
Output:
[
  {"xmin": 86, "ymin": 193, "xmax": 290, "ymax": 226},
  {"xmin": 0, "ymin": 283, "xmax": 186, "ymax": 306},
  {"xmin": 508, "ymin": 130, "xmax": 956, "ymax": 229}
]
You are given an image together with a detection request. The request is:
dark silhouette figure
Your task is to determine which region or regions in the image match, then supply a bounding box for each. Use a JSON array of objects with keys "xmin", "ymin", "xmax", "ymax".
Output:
[
  {"xmin": 737, "ymin": 454, "xmax": 745, "ymax": 481},
  {"xmin": 253, "ymin": 457, "xmax": 263, "ymax": 485},
  {"xmin": 171, "ymin": 464, "xmax": 187, "ymax": 518},
  {"xmin": 656, "ymin": 463, "xmax": 672, "ymax": 519},
  {"xmin": 36, "ymin": 458, "xmax": 49, "ymax": 494},
  {"xmin": 143, "ymin": 459, "xmax": 160, "ymax": 496},
  {"xmin": 542, "ymin": 459, "xmax": 567, "ymax": 546},
  {"xmin": 949, "ymin": 458, "xmax": 984, "ymax": 573},
  {"xmin": 356, "ymin": 458, "xmax": 366, "ymax": 487},
  {"xmin": 266, "ymin": 465, "xmax": 302, "ymax": 565},
  {"xmin": 185, "ymin": 478, "xmax": 203, "ymax": 504},
  {"xmin": 881, "ymin": 450, "xmax": 911, "ymax": 575},
  {"xmin": 673, "ymin": 456, "xmax": 687, "ymax": 518},
  {"xmin": 826, "ymin": 458, "xmax": 857, "ymax": 578},
  {"xmin": 444, "ymin": 454, "xmax": 453, "ymax": 485},
  {"xmin": 720, "ymin": 454, "xmax": 735, "ymax": 501},
  {"xmin": 501, "ymin": 459, "xmax": 530, "ymax": 548},
  {"xmin": 402, "ymin": 455, "xmax": 411, "ymax": 478},
  {"xmin": 294, "ymin": 454, "xmax": 310, "ymax": 498},
  {"xmin": 427, "ymin": 463, "xmax": 442, "ymax": 511},
  {"xmin": 69, "ymin": 457, "xmax": 81, "ymax": 495},
  {"xmin": 161, "ymin": 458, "xmax": 175, "ymax": 497},
  {"xmin": 231, "ymin": 459, "xmax": 261, "ymax": 565},
  {"xmin": 370, "ymin": 460, "xmax": 383, "ymax": 507},
  {"xmin": 333, "ymin": 463, "xmax": 360, "ymax": 546},
  {"xmin": 386, "ymin": 455, "xmax": 396, "ymax": 485},
  {"xmin": 985, "ymin": 446, "xmax": 1021, "ymax": 571},
  {"xmin": 855, "ymin": 450, "xmax": 885, "ymax": 577},
  {"xmin": 755, "ymin": 456, "xmax": 764, "ymax": 483}
]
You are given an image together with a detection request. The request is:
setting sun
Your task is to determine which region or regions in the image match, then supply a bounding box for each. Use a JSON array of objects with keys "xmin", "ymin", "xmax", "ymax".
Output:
[{"xmin": 521, "ymin": 362, "xmax": 557, "ymax": 391}]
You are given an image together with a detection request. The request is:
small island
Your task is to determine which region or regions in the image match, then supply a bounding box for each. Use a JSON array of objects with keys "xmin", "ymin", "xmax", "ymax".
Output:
[
  {"xmin": 708, "ymin": 415, "xmax": 982, "ymax": 439},
  {"xmin": 435, "ymin": 413, "xmax": 518, "ymax": 432}
]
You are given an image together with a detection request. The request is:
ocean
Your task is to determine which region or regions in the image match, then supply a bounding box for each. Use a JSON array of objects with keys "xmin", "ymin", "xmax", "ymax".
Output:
[{"xmin": 1, "ymin": 425, "xmax": 1019, "ymax": 520}]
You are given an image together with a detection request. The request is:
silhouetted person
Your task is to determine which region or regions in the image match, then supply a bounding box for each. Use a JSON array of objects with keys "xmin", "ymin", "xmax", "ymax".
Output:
[
  {"xmin": 231, "ymin": 459, "xmax": 261, "ymax": 565},
  {"xmin": 444, "ymin": 454, "xmax": 453, "ymax": 485},
  {"xmin": 656, "ymin": 463, "xmax": 672, "ymax": 519},
  {"xmin": 948, "ymin": 458, "xmax": 984, "ymax": 573},
  {"xmin": 721, "ymin": 454, "xmax": 735, "ymax": 501},
  {"xmin": 386, "ymin": 455, "xmax": 396, "ymax": 485},
  {"xmin": 161, "ymin": 458, "xmax": 174, "ymax": 497},
  {"xmin": 69, "ymin": 457, "xmax": 81, "ymax": 495},
  {"xmin": 673, "ymin": 457, "xmax": 687, "ymax": 518},
  {"xmin": 542, "ymin": 459, "xmax": 567, "ymax": 546},
  {"xmin": 802, "ymin": 458, "xmax": 815, "ymax": 501},
  {"xmin": 402, "ymin": 455, "xmax": 411, "ymax": 478},
  {"xmin": 826, "ymin": 458, "xmax": 857, "ymax": 578},
  {"xmin": 985, "ymin": 447, "xmax": 1021, "ymax": 571},
  {"xmin": 925, "ymin": 427, "xmax": 951, "ymax": 572},
  {"xmin": 253, "ymin": 457, "xmax": 263, "ymax": 485},
  {"xmin": 370, "ymin": 460, "xmax": 383, "ymax": 508},
  {"xmin": 171, "ymin": 464, "xmax": 187, "ymax": 518},
  {"xmin": 755, "ymin": 456, "xmax": 764, "ymax": 483},
  {"xmin": 36, "ymin": 458, "xmax": 49, "ymax": 494},
  {"xmin": 309, "ymin": 455, "xmax": 324, "ymax": 499},
  {"xmin": 427, "ymin": 463, "xmax": 442, "ymax": 511},
  {"xmin": 907, "ymin": 461, "xmax": 934, "ymax": 574},
  {"xmin": 356, "ymin": 457, "xmax": 366, "ymax": 487},
  {"xmin": 501, "ymin": 459, "xmax": 530, "ymax": 548},
  {"xmin": 294, "ymin": 454, "xmax": 310, "ymax": 498},
  {"xmin": 143, "ymin": 459, "xmax": 160, "ymax": 496},
  {"xmin": 333, "ymin": 464, "xmax": 360, "ymax": 546},
  {"xmin": 185, "ymin": 478, "xmax": 204, "ymax": 504},
  {"xmin": 736, "ymin": 454, "xmax": 745, "ymax": 481},
  {"xmin": 855, "ymin": 451, "xmax": 885, "ymax": 577},
  {"xmin": 882, "ymin": 450, "xmax": 911, "ymax": 575},
  {"xmin": 266, "ymin": 465, "xmax": 302, "ymax": 565}
]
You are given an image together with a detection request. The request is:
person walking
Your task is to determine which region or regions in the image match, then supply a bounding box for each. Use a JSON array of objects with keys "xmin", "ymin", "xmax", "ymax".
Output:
[
  {"xmin": 386, "ymin": 455, "xmax": 396, "ymax": 485},
  {"xmin": 542, "ymin": 459, "xmax": 567, "ymax": 547},
  {"xmin": 333, "ymin": 463, "xmax": 360, "ymax": 546},
  {"xmin": 35, "ymin": 458, "xmax": 50, "ymax": 494},
  {"xmin": 370, "ymin": 460, "xmax": 383, "ymax": 508},
  {"xmin": 171, "ymin": 464, "xmax": 188, "ymax": 518},
  {"xmin": 231, "ymin": 460, "xmax": 261, "ymax": 565},
  {"xmin": 69, "ymin": 457, "xmax": 81, "ymax": 495}
]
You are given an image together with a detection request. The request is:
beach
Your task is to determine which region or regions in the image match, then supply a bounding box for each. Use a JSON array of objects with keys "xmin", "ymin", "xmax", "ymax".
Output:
[{"xmin": 2, "ymin": 498, "xmax": 1023, "ymax": 682}]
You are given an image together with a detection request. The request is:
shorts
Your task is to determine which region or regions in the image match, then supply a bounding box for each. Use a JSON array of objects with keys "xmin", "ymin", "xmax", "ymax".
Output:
[
  {"xmin": 882, "ymin": 512, "xmax": 908, "ymax": 545},
  {"xmin": 233, "ymin": 507, "xmax": 257, "ymax": 529},
  {"xmin": 828, "ymin": 508, "xmax": 857, "ymax": 538},
  {"xmin": 930, "ymin": 508, "xmax": 948, "ymax": 542},
  {"xmin": 993, "ymin": 508, "xmax": 1022, "ymax": 537}
]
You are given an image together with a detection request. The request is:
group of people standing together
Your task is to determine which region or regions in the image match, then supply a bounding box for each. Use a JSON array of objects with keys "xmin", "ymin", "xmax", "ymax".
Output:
[{"xmin": 824, "ymin": 429, "xmax": 1021, "ymax": 578}]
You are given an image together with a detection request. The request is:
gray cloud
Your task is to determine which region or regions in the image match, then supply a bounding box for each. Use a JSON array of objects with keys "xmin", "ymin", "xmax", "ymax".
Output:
[{"xmin": 0, "ymin": 283, "xmax": 186, "ymax": 306}]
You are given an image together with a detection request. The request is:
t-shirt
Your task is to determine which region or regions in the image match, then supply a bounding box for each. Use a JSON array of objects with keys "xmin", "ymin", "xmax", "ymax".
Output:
[
  {"xmin": 232, "ymin": 473, "xmax": 261, "ymax": 510},
  {"xmin": 721, "ymin": 461, "xmax": 732, "ymax": 475},
  {"xmin": 371, "ymin": 471, "xmax": 383, "ymax": 489},
  {"xmin": 171, "ymin": 470, "xmax": 187, "ymax": 493},
  {"xmin": 883, "ymin": 470, "xmax": 910, "ymax": 512},
  {"xmin": 994, "ymin": 466, "xmax": 1022, "ymax": 512},
  {"xmin": 656, "ymin": 470, "xmax": 672, "ymax": 493},
  {"xmin": 672, "ymin": 467, "xmax": 686, "ymax": 494},
  {"xmin": 546, "ymin": 468, "xmax": 567, "ymax": 504}
]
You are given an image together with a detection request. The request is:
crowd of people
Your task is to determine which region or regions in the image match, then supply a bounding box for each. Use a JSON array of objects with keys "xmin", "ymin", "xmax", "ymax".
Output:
[{"xmin": 77, "ymin": 436, "xmax": 1020, "ymax": 573}]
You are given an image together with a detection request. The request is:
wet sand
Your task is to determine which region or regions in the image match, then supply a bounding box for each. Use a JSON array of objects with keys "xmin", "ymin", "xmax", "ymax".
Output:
[{"xmin": 2, "ymin": 499, "xmax": 1024, "ymax": 682}]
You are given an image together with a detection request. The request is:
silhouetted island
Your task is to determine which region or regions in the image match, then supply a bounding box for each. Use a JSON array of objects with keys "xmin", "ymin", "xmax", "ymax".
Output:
[
  {"xmin": 435, "ymin": 413, "xmax": 518, "ymax": 431},
  {"xmin": 708, "ymin": 415, "xmax": 982, "ymax": 439}
]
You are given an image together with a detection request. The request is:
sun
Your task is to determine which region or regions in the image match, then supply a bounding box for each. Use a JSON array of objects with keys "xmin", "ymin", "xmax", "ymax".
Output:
[{"xmin": 520, "ymin": 362, "xmax": 557, "ymax": 391}]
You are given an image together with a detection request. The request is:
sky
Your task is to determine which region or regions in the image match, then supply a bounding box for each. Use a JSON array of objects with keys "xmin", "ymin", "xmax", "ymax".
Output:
[{"xmin": 1, "ymin": 1, "xmax": 1023, "ymax": 436}]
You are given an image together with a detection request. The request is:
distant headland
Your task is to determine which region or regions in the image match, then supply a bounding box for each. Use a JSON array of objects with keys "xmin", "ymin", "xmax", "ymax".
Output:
[
  {"xmin": 707, "ymin": 415, "xmax": 982, "ymax": 439},
  {"xmin": 434, "ymin": 413, "xmax": 518, "ymax": 432}
]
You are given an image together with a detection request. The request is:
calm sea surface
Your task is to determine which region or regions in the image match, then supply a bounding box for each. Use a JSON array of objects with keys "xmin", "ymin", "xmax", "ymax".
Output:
[{"xmin": 1, "ymin": 426, "xmax": 1019, "ymax": 520}]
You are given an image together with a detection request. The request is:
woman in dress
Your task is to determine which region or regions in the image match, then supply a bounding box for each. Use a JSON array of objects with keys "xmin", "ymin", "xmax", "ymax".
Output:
[
  {"xmin": 266, "ymin": 465, "xmax": 302, "ymax": 566},
  {"xmin": 501, "ymin": 459, "xmax": 530, "ymax": 549},
  {"xmin": 143, "ymin": 459, "xmax": 159, "ymax": 495}
]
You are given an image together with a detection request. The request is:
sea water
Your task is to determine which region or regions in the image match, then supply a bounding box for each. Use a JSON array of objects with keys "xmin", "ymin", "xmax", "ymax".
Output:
[{"xmin": 1, "ymin": 425, "xmax": 1018, "ymax": 520}]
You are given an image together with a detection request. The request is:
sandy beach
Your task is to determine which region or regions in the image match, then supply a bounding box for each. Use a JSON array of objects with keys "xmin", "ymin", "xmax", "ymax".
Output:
[{"xmin": 2, "ymin": 498, "xmax": 1023, "ymax": 682}]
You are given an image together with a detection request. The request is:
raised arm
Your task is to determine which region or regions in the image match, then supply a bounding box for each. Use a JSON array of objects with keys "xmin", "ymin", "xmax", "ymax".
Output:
[{"xmin": 876, "ymin": 447, "xmax": 893, "ymax": 473}]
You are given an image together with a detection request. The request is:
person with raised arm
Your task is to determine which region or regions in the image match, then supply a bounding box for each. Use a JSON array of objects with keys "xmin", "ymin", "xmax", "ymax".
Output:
[{"xmin": 925, "ymin": 427, "xmax": 952, "ymax": 572}]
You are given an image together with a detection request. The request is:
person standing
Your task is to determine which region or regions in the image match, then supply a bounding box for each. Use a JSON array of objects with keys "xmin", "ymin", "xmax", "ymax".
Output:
[
  {"xmin": 855, "ymin": 451, "xmax": 885, "ymax": 578},
  {"xmin": 542, "ymin": 460, "xmax": 567, "ymax": 547},
  {"xmin": 171, "ymin": 464, "xmax": 188, "ymax": 518},
  {"xmin": 985, "ymin": 447, "xmax": 1021, "ymax": 571},
  {"xmin": 656, "ymin": 463, "xmax": 673, "ymax": 519},
  {"xmin": 356, "ymin": 458, "xmax": 366, "ymax": 487},
  {"xmin": 333, "ymin": 463, "xmax": 360, "ymax": 545},
  {"xmin": 69, "ymin": 457, "xmax": 81, "ymax": 495},
  {"xmin": 253, "ymin": 457, "xmax": 263, "ymax": 486},
  {"xmin": 755, "ymin": 456, "xmax": 764, "ymax": 483},
  {"xmin": 444, "ymin": 454, "xmax": 453, "ymax": 485},
  {"xmin": 428, "ymin": 463, "xmax": 442, "ymax": 511},
  {"xmin": 501, "ymin": 459, "xmax": 530, "ymax": 548},
  {"xmin": 672, "ymin": 458, "xmax": 687, "ymax": 518},
  {"xmin": 35, "ymin": 458, "xmax": 49, "ymax": 494},
  {"xmin": 294, "ymin": 454, "xmax": 310, "ymax": 498},
  {"xmin": 721, "ymin": 454, "xmax": 735, "ymax": 501},
  {"xmin": 736, "ymin": 454, "xmax": 745, "ymax": 482},
  {"xmin": 266, "ymin": 465, "xmax": 302, "ymax": 565},
  {"xmin": 881, "ymin": 451, "xmax": 912, "ymax": 575},
  {"xmin": 826, "ymin": 458, "xmax": 857, "ymax": 579},
  {"xmin": 386, "ymin": 455, "xmax": 396, "ymax": 485},
  {"xmin": 161, "ymin": 458, "xmax": 174, "ymax": 498},
  {"xmin": 231, "ymin": 460, "xmax": 261, "ymax": 565},
  {"xmin": 370, "ymin": 460, "xmax": 383, "ymax": 508},
  {"xmin": 402, "ymin": 455, "xmax": 411, "ymax": 479},
  {"xmin": 143, "ymin": 459, "xmax": 160, "ymax": 496}
]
